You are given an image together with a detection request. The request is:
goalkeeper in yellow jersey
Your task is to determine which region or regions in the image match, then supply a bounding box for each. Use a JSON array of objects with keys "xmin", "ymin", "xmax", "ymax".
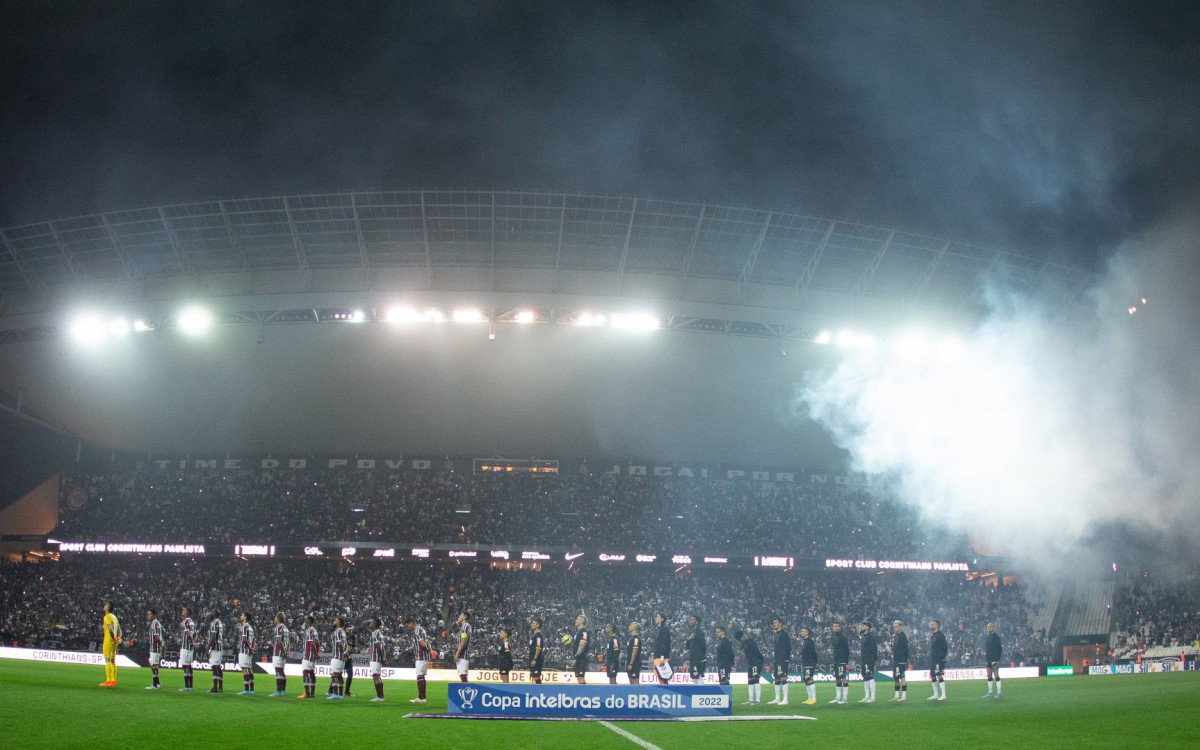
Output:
[{"xmin": 100, "ymin": 601, "xmax": 122, "ymax": 687}]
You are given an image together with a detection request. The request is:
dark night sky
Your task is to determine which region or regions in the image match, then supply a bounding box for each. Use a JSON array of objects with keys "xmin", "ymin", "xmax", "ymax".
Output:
[{"xmin": 2, "ymin": 0, "xmax": 1198, "ymax": 271}]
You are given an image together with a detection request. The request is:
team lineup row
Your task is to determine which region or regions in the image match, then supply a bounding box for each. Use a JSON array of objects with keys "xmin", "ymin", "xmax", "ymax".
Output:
[{"xmin": 97, "ymin": 603, "xmax": 1007, "ymax": 706}]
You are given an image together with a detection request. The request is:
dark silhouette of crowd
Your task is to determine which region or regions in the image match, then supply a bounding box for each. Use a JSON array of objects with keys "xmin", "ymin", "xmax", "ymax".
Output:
[
  {"xmin": 0, "ymin": 556, "xmax": 1053, "ymax": 669},
  {"xmin": 56, "ymin": 467, "xmax": 953, "ymax": 562},
  {"xmin": 1110, "ymin": 573, "xmax": 1200, "ymax": 657}
]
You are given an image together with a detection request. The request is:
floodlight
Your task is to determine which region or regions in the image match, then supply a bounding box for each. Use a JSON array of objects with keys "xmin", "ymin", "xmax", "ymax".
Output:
[
  {"xmin": 576, "ymin": 312, "xmax": 607, "ymax": 327},
  {"xmin": 610, "ymin": 312, "xmax": 660, "ymax": 330},
  {"xmin": 108, "ymin": 318, "xmax": 131, "ymax": 336},
  {"xmin": 514, "ymin": 310, "xmax": 536, "ymax": 324},
  {"xmin": 133, "ymin": 319, "xmax": 153, "ymax": 332},
  {"xmin": 177, "ymin": 306, "xmax": 213, "ymax": 335},
  {"xmin": 350, "ymin": 310, "xmax": 365, "ymax": 323},
  {"xmin": 67, "ymin": 313, "xmax": 105, "ymax": 345},
  {"xmin": 452, "ymin": 308, "xmax": 485, "ymax": 323},
  {"xmin": 815, "ymin": 331, "xmax": 832, "ymax": 345},
  {"xmin": 384, "ymin": 306, "xmax": 419, "ymax": 323}
]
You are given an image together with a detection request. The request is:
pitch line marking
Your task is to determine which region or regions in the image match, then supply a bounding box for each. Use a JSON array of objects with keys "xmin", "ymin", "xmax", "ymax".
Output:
[{"xmin": 599, "ymin": 720, "xmax": 665, "ymax": 750}]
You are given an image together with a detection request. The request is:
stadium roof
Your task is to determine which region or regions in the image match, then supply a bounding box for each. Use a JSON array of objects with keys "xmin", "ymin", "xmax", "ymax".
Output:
[
  {"xmin": 0, "ymin": 191, "xmax": 1099, "ymax": 466},
  {"xmin": 0, "ymin": 189, "xmax": 1094, "ymax": 311}
]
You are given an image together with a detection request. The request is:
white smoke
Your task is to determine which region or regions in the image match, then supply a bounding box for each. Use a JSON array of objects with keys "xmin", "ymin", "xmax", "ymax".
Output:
[{"xmin": 799, "ymin": 209, "xmax": 1200, "ymax": 567}]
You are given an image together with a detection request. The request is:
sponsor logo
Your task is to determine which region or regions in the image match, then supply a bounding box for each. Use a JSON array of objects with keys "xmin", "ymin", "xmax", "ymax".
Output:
[
  {"xmin": 564, "ymin": 552, "xmax": 585, "ymax": 561},
  {"xmin": 459, "ymin": 686, "xmax": 479, "ymax": 709}
]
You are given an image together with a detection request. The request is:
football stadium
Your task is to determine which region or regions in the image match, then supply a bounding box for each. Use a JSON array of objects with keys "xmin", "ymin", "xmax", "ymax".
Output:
[
  {"xmin": 0, "ymin": 190, "xmax": 1197, "ymax": 748},
  {"xmin": 4, "ymin": 4, "xmax": 1200, "ymax": 749}
]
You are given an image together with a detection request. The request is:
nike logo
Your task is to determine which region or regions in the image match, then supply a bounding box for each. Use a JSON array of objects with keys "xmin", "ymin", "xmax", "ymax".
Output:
[{"xmin": 564, "ymin": 552, "xmax": 585, "ymax": 561}]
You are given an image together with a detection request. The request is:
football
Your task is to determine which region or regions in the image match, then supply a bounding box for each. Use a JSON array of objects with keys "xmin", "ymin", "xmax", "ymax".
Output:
[{"xmin": 560, "ymin": 634, "xmax": 573, "ymax": 645}]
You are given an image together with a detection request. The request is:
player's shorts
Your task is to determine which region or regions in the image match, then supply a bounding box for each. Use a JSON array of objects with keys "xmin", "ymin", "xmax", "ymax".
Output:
[
  {"xmin": 718, "ymin": 666, "xmax": 731, "ymax": 684},
  {"xmin": 654, "ymin": 660, "xmax": 672, "ymax": 681},
  {"xmin": 802, "ymin": 666, "xmax": 816, "ymax": 684},
  {"xmin": 415, "ymin": 659, "xmax": 429, "ymax": 676},
  {"xmin": 302, "ymin": 659, "xmax": 315, "ymax": 670},
  {"xmin": 179, "ymin": 649, "xmax": 194, "ymax": 666},
  {"xmin": 606, "ymin": 661, "xmax": 619, "ymax": 676},
  {"xmin": 893, "ymin": 663, "xmax": 907, "ymax": 680},
  {"xmin": 103, "ymin": 642, "xmax": 117, "ymax": 660},
  {"xmin": 272, "ymin": 655, "xmax": 285, "ymax": 668},
  {"xmin": 237, "ymin": 653, "xmax": 253, "ymax": 669},
  {"xmin": 931, "ymin": 660, "xmax": 945, "ymax": 678},
  {"xmin": 833, "ymin": 662, "xmax": 848, "ymax": 681},
  {"xmin": 986, "ymin": 660, "xmax": 1000, "ymax": 671},
  {"xmin": 369, "ymin": 661, "xmax": 381, "ymax": 675},
  {"xmin": 149, "ymin": 652, "xmax": 162, "ymax": 665},
  {"xmin": 209, "ymin": 649, "xmax": 224, "ymax": 665},
  {"xmin": 689, "ymin": 662, "xmax": 705, "ymax": 681},
  {"xmin": 747, "ymin": 664, "xmax": 761, "ymax": 684},
  {"xmin": 773, "ymin": 661, "xmax": 790, "ymax": 683},
  {"xmin": 456, "ymin": 658, "xmax": 469, "ymax": 676},
  {"xmin": 860, "ymin": 661, "xmax": 876, "ymax": 680},
  {"xmin": 329, "ymin": 658, "xmax": 345, "ymax": 673}
]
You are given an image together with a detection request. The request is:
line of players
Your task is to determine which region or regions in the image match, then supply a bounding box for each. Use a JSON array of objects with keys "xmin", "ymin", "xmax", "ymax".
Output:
[{"xmin": 124, "ymin": 604, "xmax": 1006, "ymax": 705}]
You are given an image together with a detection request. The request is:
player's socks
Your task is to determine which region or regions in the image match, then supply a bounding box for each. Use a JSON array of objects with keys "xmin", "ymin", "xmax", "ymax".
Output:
[
  {"xmin": 460, "ymin": 674, "xmax": 468, "ymax": 683},
  {"xmin": 901, "ymin": 684, "xmax": 907, "ymax": 701},
  {"xmin": 344, "ymin": 670, "xmax": 353, "ymax": 696},
  {"xmin": 995, "ymin": 680, "xmax": 1001, "ymax": 697},
  {"xmin": 374, "ymin": 675, "xmax": 384, "ymax": 699},
  {"xmin": 418, "ymin": 675, "xmax": 427, "ymax": 699}
]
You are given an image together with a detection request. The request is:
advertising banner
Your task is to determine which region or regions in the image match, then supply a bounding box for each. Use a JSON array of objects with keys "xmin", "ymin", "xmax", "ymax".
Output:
[
  {"xmin": 447, "ymin": 683, "xmax": 733, "ymax": 717},
  {"xmin": 0, "ymin": 646, "xmax": 141, "ymax": 668},
  {"xmin": 1046, "ymin": 665, "xmax": 1074, "ymax": 676},
  {"xmin": 1087, "ymin": 664, "xmax": 1147, "ymax": 675},
  {"xmin": 906, "ymin": 666, "xmax": 1038, "ymax": 681}
]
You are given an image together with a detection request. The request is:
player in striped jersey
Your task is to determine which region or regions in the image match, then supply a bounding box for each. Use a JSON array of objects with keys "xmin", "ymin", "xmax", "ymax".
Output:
[
  {"xmin": 368, "ymin": 619, "xmax": 386, "ymax": 702},
  {"xmin": 237, "ymin": 611, "xmax": 256, "ymax": 695},
  {"xmin": 269, "ymin": 612, "xmax": 289, "ymax": 696},
  {"xmin": 145, "ymin": 609, "xmax": 164, "ymax": 689},
  {"xmin": 328, "ymin": 616, "xmax": 348, "ymax": 699},
  {"xmin": 178, "ymin": 607, "xmax": 196, "ymax": 691},
  {"xmin": 405, "ymin": 617, "xmax": 431, "ymax": 703},
  {"xmin": 298, "ymin": 616, "xmax": 319, "ymax": 699},
  {"xmin": 455, "ymin": 611, "xmax": 472, "ymax": 682},
  {"xmin": 206, "ymin": 609, "xmax": 225, "ymax": 693}
]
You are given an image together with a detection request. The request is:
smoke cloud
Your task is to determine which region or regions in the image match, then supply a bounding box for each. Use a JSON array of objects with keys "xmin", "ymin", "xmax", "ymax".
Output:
[{"xmin": 798, "ymin": 206, "xmax": 1200, "ymax": 570}]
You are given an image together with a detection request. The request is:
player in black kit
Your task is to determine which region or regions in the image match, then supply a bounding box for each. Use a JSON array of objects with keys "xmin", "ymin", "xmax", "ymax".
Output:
[
  {"xmin": 984, "ymin": 622, "xmax": 1003, "ymax": 699},
  {"xmin": 714, "ymin": 626, "xmax": 735, "ymax": 685},
  {"xmin": 736, "ymin": 630, "xmax": 764, "ymax": 705},
  {"xmin": 929, "ymin": 619, "xmax": 948, "ymax": 701},
  {"xmin": 498, "ymin": 627, "xmax": 513, "ymax": 683},
  {"xmin": 891, "ymin": 620, "xmax": 909, "ymax": 702},
  {"xmin": 830, "ymin": 622, "xmax": 850, "ymax": 704},
  {"xmin": 769, "ymin": 617, "xmax": 791, "ymax": 705},
  {"xmin": 626, "ymin": 621, "xmax": 643, "ymax": 684},
  {"xmin": 528, "ymin": 618, "xmax": 545, "ymax": 684},
  {"xmin": 798, "ymin": 626, "xmax": 818, "ymax": 705},
  {"xmin": 858, "ymin": 621, "xmax": 878, "ymax": 703},
  {"xmin": 604, "ymin": 623, "xmax": 621, "ymax": 684},
  {"xmin": 685, "ymin": 615, "xmax": 707, "ymax": 684},
  {"xmin": 652, "ymin": 613, "xmax": 671, "ymax": 684}
]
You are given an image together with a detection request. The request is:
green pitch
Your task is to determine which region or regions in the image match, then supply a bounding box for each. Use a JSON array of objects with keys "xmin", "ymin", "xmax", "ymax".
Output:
[{"xmin": 2, "ymin": 661, "xmax": 1197, "ymax": 749}]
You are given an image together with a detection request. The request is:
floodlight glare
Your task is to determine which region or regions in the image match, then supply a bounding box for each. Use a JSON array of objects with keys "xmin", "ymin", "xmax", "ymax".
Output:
[
  {"xmin": 350, "ymin": 310, "xmax": 365, "ymax": 323},
  {"xmin": 177, "ymin": 306, "xmax": 213, "ymax": 335},
  {"xmin": 384, "ymin": 306, "xmax": 419, "ymax": 323},
  {"xmin": 576, "ymin": 312, "xmax": 607, "ymax": 327},
  {"xmin": 67, "ymin": 313, "xmax": 105, "ymax": 345},
  {"xmin": 514, "ymin": 310, "xmax": 536, "ymax": 324},
  {"xmin": 133, "ymin": 319, "xmax": 153, "ymax": 332},
  {"xmin": 422, "ymin": 308, "xmax": 445, "ymax": 323},
  {"xmin": 610, "ymin": 312, "xmax": 660, "ymax": 330},
  {"xmin": 108, "ymin": 317, "xmax": 131, "ymax": 336},
  {"xmin": 815, "ymin": 331, "xmax": 832, "ymax": 345},
  {"xmin": 452, "ymin": 308, "xmax": 485, "ymax": 323}
]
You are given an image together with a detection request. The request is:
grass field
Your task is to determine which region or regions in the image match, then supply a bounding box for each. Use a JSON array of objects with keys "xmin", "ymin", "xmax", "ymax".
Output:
[{"xmin": 2, "ymin": 661, "xmax": 1197, "ymax": 749}]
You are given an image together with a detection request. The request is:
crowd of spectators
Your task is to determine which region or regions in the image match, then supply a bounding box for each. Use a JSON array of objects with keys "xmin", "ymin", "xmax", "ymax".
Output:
[
  {"xmin": 1110, "ymin": 573, "xmax": 1200, "ymax": 657},
  {"xmin": 56, "ymin": 467, "xmax": 960, "ymax": 562},
  {"xmin": 0, "ymin": 556, "xmax": 1053, "ymax": 669}
]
